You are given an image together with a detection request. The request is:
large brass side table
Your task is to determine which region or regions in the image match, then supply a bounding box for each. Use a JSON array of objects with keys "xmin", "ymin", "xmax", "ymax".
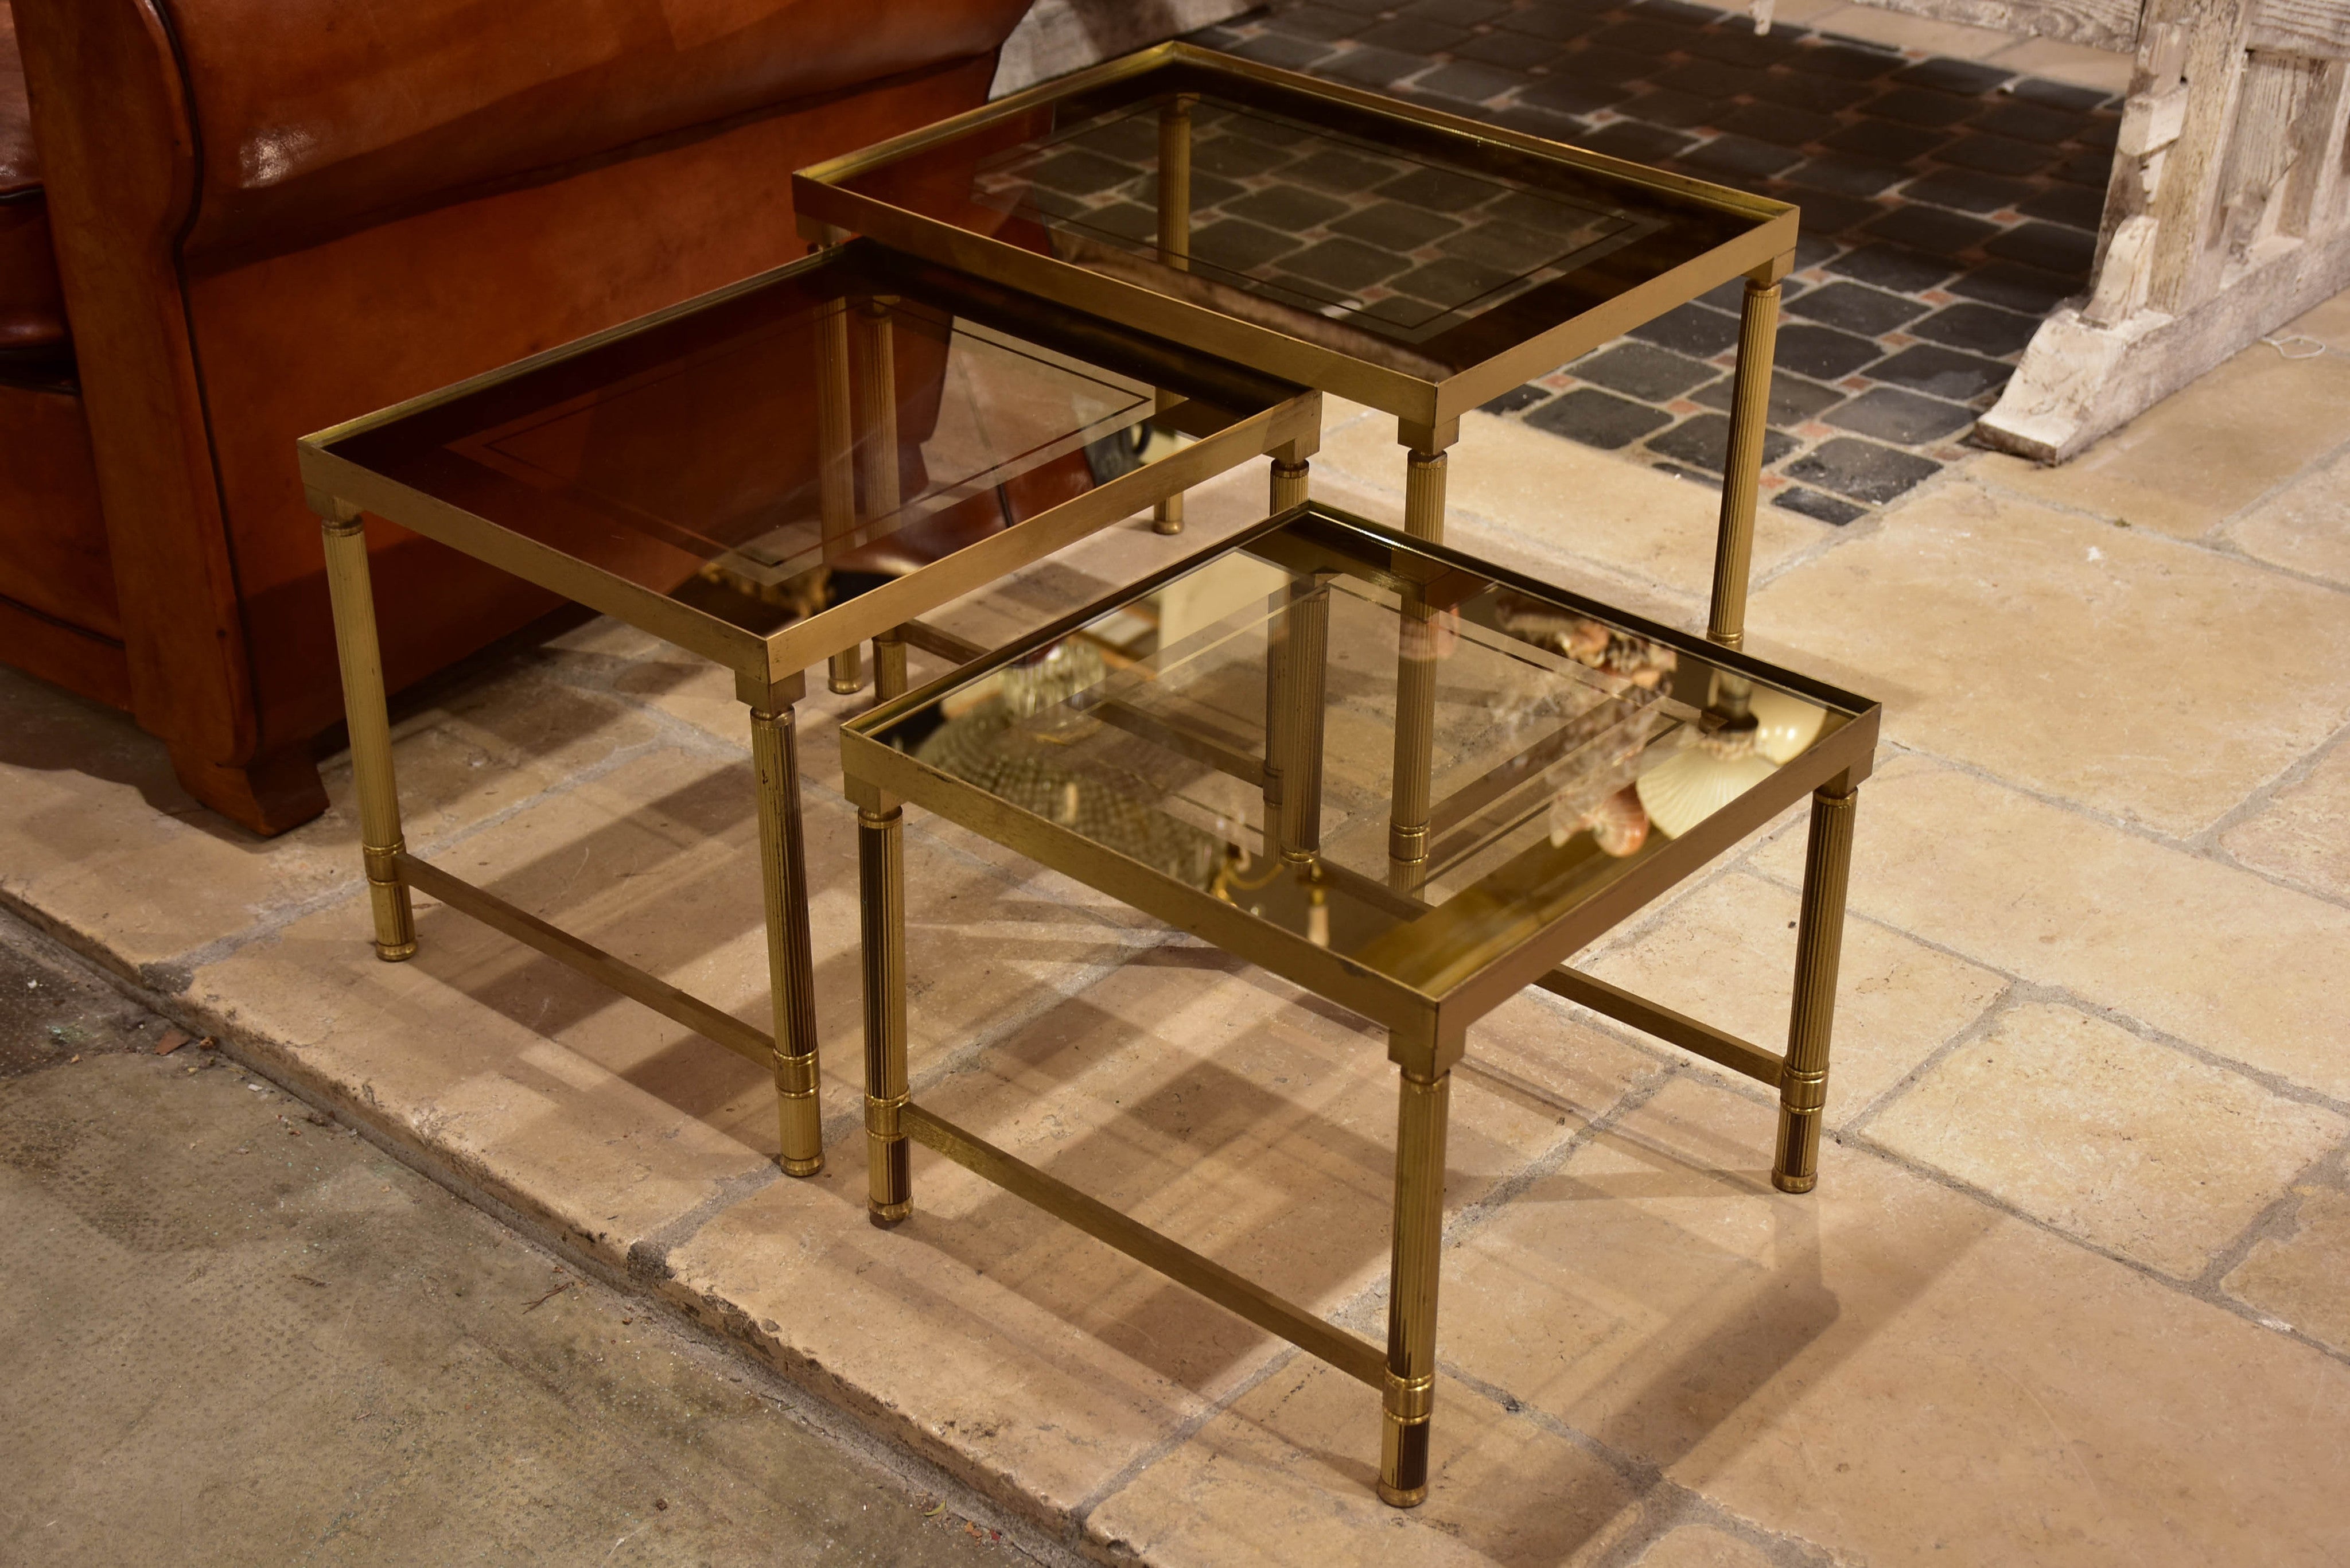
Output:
[
  {"xmin": 839, "ymin": 501, "xmax": 1878, "ymax": 1506},
  {"xmin": 795, "ymin": 44, "xmax": 1798, "ymax": 653},
  {"xmin": 300, "ymin": 239, "xmax": 1318, "ymax": 1177}
]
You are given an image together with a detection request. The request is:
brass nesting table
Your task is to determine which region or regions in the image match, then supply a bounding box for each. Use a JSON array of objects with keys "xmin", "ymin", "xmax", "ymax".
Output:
[
  {"xmin": 794, "ymin": 42, "xmax": 1798, "ymax": 648},
  {"xmin": 841, "ymin": 503, "xmax": 1878, "ymax": 1507},
  {"xmin": 300, "ymin": 238, "xmax": 1318, "ymax": 1176}
]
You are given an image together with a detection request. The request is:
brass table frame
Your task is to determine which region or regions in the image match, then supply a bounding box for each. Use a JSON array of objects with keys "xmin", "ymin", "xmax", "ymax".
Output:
[
  {"xmin": 794, "ymin": 42, "xmax": 1802, "ymax": 650},
  {"xmin": 839, "ymin": 503, "xmax": 1878, "ymax": 1507},
  {"xmin": 299, "ymin": 243, "xmax": 1321, "ymax": 1180}
]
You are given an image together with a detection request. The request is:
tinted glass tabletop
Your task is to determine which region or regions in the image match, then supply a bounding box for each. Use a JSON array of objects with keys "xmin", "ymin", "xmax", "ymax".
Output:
[
  {"xmin": 854, "ymin": 508, "xmax": 1870, "ymax": 999},
  {"xmin": 804, "ymin": 49, "xmax": 1784, "ymax": 390},
  {"xmin": 314, "ymin": 243, "xmax": 1295, "ymax": 644}
]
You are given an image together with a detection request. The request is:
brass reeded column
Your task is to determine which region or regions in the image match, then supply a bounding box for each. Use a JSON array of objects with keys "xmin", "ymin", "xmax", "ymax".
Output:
[
  {"xmin": 1275, "ymin": 579, "xmax": 1329, "ymax": 865},
  {"xmin": 1259, "ymin": 445, "xmax": 1315, "ymax": 845},
  {"xmin": 818, "ymin": 296, "xmax": 858, "ymax": 695},
  {"xmin": 1775, "ymin": 779, "xmax": 1857, "ymax": 1193},
  {"xmin": 873, "ymin": 624, "xmax": 909, "ymax": 704},
  {"xmin": 1153, "ymin": 93, "xmax": 1196, "ymax": 536},
  {"xmin": 1388, "ymin": 444, "xmax": 1449, "ymax": 893},
  {"xmin": 1709, "ymin": 272, "xmax": 1783, "ymax": 651},
  {"xmin": 836, "ymin": 295, "xmax": 901, "ymax": 693},
  {"xmin": 861, "ymin": 803, "xmax": 912, "ymax": 1225},
  {"xmin": 317, "ymin": 500, "xmax": 417, "ymax": 962},
  {"xmin": 1402, "ymin": 446, "xmax": 1446, "ymax": 544},
  {"xmin": 1269, "ymin": 446, "xmax": 1311, "ymax": 513},
  {"xmin": 753, "ymin": 702, "xmax": 824, "ymax": 1176},
  {"xmin": 1379, "ymin": 1063, "xmax": 1451, "ymax": 1508}
]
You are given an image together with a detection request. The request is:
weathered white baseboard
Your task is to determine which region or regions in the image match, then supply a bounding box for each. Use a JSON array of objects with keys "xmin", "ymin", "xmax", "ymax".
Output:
[
  {"xmin": 991, "ymin": 0, "xmax": 1258, "ymax": 96},
  {"xmin": 1977, "ymin": 224, "xmax": 2350, "ymax": 461}
]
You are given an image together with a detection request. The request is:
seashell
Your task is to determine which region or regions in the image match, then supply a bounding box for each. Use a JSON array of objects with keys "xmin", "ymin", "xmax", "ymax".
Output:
[
  {"xmin": 1635, "ymin": 745, "xmax": 1775, "ymax": 839},
  {"xmin": 1749, "ymin": 687, "xmax": 1827, "ymax": 764},
  {"xmin": 1581, "ymin": 785, "xmax": 1649, "ymax": 857}
]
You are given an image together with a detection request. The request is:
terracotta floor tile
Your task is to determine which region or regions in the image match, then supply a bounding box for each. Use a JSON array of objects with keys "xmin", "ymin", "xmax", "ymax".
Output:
[
  {"xmin": 1442, "ymin": 1075, "xmax": 2350, "ymax": 1568},
  {"xmin": 1753, "ymin": 758, "xmax": 2350, "ymax": 1102},
  {"xmin": 1586, "ymin": 868, "xmax": 2004, "ymax": 1119},
  {"xmin": 2223, "ymin": 1184, "xmax": 2350, "ymax": 1356},
  {"xmin": 1866, "ymin": 1000, "xmax": 2344, "ymax": 1276},
  {"xmin": 2222, "ymin": 444, "xmax": 2350, "ymax": 589},
  {"xmin": 2219, "ymin": 737, "xmax": 2350, "ymax": 901},
  {"xmin": 1747, "ymin": 477, "xmax": 2350, "ymax": 835},
  {"xmin": 1972, "ymin": 343, "xmax": 2350, "ymax": 538}
]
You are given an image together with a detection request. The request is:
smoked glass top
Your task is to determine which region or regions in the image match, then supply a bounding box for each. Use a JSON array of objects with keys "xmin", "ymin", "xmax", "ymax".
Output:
[
  {"xmin": 814, "ymin": 53, "xmax": 1773, "ymax": 384},
  {"xmin": 858, "ymin": 509, "xmax": 1863, "ymax": 998},
  {"xmin": 318, "ymin": 244, "xmax": 1293, "ymax": 641}
]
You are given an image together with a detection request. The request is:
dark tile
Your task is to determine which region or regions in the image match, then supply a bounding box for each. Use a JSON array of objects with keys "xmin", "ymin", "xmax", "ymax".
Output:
[
  {"xmin": 1411, "ymin": 61, "xmax": 1530, "ymax": 106},
  {"xmin": 1221, "ymin": 185, "xmax": 1353, "ymax": 232},
  {"xmin": 1948, "ymin": 259, "xmax": 2077, "ymax": 313},
  {"xmin": 1359, "ymin": 16, "xmax": 1470, "ymax": 53},
  {"xmin": 1751, "ymin": 69, "xmax": 1878, "ymax": 114},
  {"xmin": 1317, "ymin": 45, "xmax": 1427, "ymax": 88},
  {"xmin": 1684, "ymin": 133, "xmax": 1807, "ymax": 180},
  {"xmin": 1190, "ymin": 219, "xmax": 1306, "ymax": 273},
  {"xmin": 1076, "ymin": 112, "xmax": 1169, "ymax": 165},
  {"xmin": 1869, "ymin": 343, "xmax": 2011, "ymax": 401},
  {"xmin": 1571, "ymin": 340, "xmax": 1717, "ymax": 400},
  {"xmin": 1796, "ymin": 232, "xmax": 1840, "ymax": 270},
  {"xmin": 1497, "ymin": 4, "xmax": 1608, "ymax": 41},
  {"xmin": 1908, "ymin": 301, "xmax": 2041, "ymax": 356},
  {"xmin": 1714, "ymin": 102, "xmax": 1843, "ymax": 147},
  {"xmin": 1939, "ymin": 134, "xmax": 2057, "ymax": 176},
  {"xmin": 1076, "ymin": 200, "xmax": 1159, "ymax": 243},
  {"xmin": 1281, "ymin": 236, "xmax": 1410, "ymax": 292},
  {"xmin": 1862, "ymin": 204, "xmax": 1997, "ymax": 257},
  {"xmin": 1520, "ymin": 74, "xmax": 1638, "ymax": 115},
  {"xmin": 1773, "ymin": 186, "xmax": 1889, "ymax": 237},
  {"xmin": 1862, "ymin": 85, "xmax": 1983, "ymax": 129},
  {"xmin": 1629, "ymin": 301, "xmax": 1745, "ymax": 356},
  {"xmin": 1551, "ymin": 44, "xmax": 1664, "ymax": 85},
  {"xmin": 1820, "ymin": 119, "xmax": 1950, "ymax": 164},
  {"xmin": 1457, "ymin": 31, "xmax": 1566, "ymax": 68},
  {"xmin": 1025, "ymin": 148, "xmax": 1141, "ymax": 197},
  {"xmin": 1587, "ymin": 18, "xmax": 1690, "ymax": 53},
  {"xmin": 1230, "ymin": 32, "xmax": 1338, "ymax": 71},
  {"xmin": 1391, "ymin": 255, "xmax": 1518, "ymax": 303},
  {"xmin": 1185, "ymin": 24, "xmax": 1246, "ymax": 50},
  {"xmin": 1825, "ymin": 242, "xmax": 1952, "ymax": 291},
  {"xmin": 1893, "ymin": 57, "xmax": 2013, "ymax": 94},
  {"xmin": 1986, "ymin": 220, "xmax": 2096, "ymax": 275},
  {"xmin": 2076, "ymin": 116, "xmax": 2118, "ymax": 150},
  {"xmin": 1442, "ymin": 216, "xmax": 1587, "ymax": 271},
  {"xmin": 1786, "ymin": 279, "xmax": 1928, "ymax": 334},
  {"xmin": 1481, "ymin": 382, "xmax": 1553, "ymax": 414},
  {"xmin": 1328, "ymin": 200, "xmax": 1462, "ymax": 251},
  {"xmin": 1263, "ymin": 5, "xmax": 1366, "ymax": 41},
  {"xmin": 1193, "ymin": 134, "xmax": 1306, "ymax": 178},
  {"xmin": 1901, "ymin": 166, "xmax": 2033, "ymax": 214},
  {"xmin": 1640, "ymin": 0, "xmax": 1728, "ymax": 22},
  {"xmin": 1971, "ymin": 98, "xmax": 2095, "ymax": 145},
  {"xmin": 2018, "ymin": 181, "xmax": 2107, "ymax": 230},
  {"xmin": 1401, "ymin": 0, "xmax": 1511, "ymax": 18},
  {"xmin": 1685, "ymin": 22, "xmax": 1814, "ymax": 68},
  {"xmin": 1775, "ymin": 322, "xmax": 1884, "ymax": 379},
  {"xmin": 1801, "ymin": 41, "xmax": 1906, "ymax": 81},
  {"xmin": 1775, "ymin": 486, "xmax": 1868, "ymax": 524},
  {"xmin": 1525, "ymin": 386, "xmax": 1674, "ymax": 448},
  {"xmin": 1653, "ymin": 59, "xmax": 1769, "ymax": 100},
  {"xmin": 1135, "ymin": 170, "xmax": 1246, "ymax": 212},
  {"xmin": 1647, "ymin": 413, "xmax": 1799, "ymax": 473},
  {"xmin": 1826, "ymin": 384, "xmax": 1974, "ymax": 442},
  {"xmin": 1691, "ymin": 368, "xmax": 1846, "ymax": 427},
  {"xmin": 1786, "ymin": 154, "xmax": 1911, "ymax": 199},
  {"xmin": 2010, "ymin": 76, "xmax": 2112, "ymax": 112},
  {"xmin": 1580, "ymin": 121, "xmax": 1698, "ymax": 162},
  {"xmin": 1488, "ymin": 102, "xmax": 1591, "ymax": 143},
  {"xmin": 1285, "ymin": 147, "xmax": 1404, "ymax": 193},
  {"xmin": 1378, "ymin": 165, "xmax": 1504, "ymax": 213},
  {"xmin": 2051, "ymin": 148, "xmax": 2116, "ymax": 187},
  {"xmin": 1312, "ymin": 0, "xmax": 1397, "ymax": 13},
  {"xmin": 1785, "ymin": 437, "xmax": 1939, "ymax": 502},
  {"xmin": 1619, "ymin": 88, "xmax": 1721, "ymax": 129}
]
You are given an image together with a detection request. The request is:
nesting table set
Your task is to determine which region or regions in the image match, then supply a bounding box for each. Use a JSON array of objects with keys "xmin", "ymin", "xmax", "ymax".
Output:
[{"xmin": 305, "ymin": 44, "xmax": 1878, "ymax": 1509}]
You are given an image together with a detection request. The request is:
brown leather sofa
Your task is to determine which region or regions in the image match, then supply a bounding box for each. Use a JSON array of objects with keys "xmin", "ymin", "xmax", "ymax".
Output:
[{"xmin": 0, "ymin": 0, "xmax": 1033, "ymax": 834}]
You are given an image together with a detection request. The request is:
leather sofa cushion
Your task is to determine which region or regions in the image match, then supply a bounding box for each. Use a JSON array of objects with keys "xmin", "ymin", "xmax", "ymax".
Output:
[
  {"xmin": 0, "ymin": 5, "xmax": 66, "ymax": 358},
  {"xmin": 172, "ymin": 0, "xmax": 1035, "ymax": 263}
]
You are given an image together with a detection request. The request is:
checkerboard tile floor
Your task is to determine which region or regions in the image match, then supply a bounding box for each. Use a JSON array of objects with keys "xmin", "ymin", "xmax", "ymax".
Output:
[{"xmin": 1188, "ymin": 0, "xmax": 2122, "ymax": 521}]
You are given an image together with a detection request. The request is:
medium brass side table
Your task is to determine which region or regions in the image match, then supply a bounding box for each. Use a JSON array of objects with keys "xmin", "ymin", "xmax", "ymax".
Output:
[
  {"xmin": 795, "ymin": 43, "xmax": 1798, "ymax": 653},
  {"xmin": 839, "ymin": 501, "xmax": 1878, "ymax": 1506},
  {"xmin": 301, "ymin": 239, "xmax": 1318, "ymax": 1177}
]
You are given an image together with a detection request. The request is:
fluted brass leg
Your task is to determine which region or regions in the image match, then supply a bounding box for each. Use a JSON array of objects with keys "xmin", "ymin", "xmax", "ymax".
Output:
[
  {"xmin": 874, "ymin": 625, "xmax": 908, "ymax": 704},
  {"xmin": 1709, "ymin": 274, "xmax": 1783, "ymax": 652},
  {"xmin": 861, "ymin": 804, "xmax": 911, "ymax": 1225},
  {"xmin": 1270, "ymin": 452, "xmax": 1310, "ymax": 513},
  {"xmin": 832, "ymin": 296, "xmax": 901, "ymax": 693},
  {"xmin": 1775, "ymin": 780, "xmax": 1857, "ymax": 1193},
  {"xmin": 752, "ymin": 702, "xmax": 823, "ymax": 1176},
  {"xmin": 1153, "ymin": 94, "xmax": 1196, "ymax": 538},
  {"xmin": 1388, "ymin": 592, "xmax": 1436, "ymax": 896},
  {"xmin": 1277, "ymin": 581, "xmax": 1329, "ymax": 865},
  {"xmin": 818, "ymin": 297, "xmax": 862, "ymax": 695},
  {"xmin": 1402, "ymin": 446, "xmax": 1447, "ymax": 544},
  {"xmin": 317, "ymin": 501, "xmax": 417, "ymax": 962},
  {"xmin": 1379, "ymin": 1064, "xmax": 1450, "ymax": 1508}
]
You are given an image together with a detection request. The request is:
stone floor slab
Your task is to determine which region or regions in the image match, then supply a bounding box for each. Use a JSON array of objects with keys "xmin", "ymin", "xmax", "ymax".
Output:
[
  {"xmin": 2224, "ymin": 1183, "xmax": 2350, "ymax": 1357},
  {"xmin": 1748, "ymin": 477, "xmax": 2350, "ymax": 835},
  {"xmin": 2219, "ymin": 734, "xmax": 2350, "ymax": 902},
  {"xmin": 1866, "ymin": 999, "xmax": 2344, "ymax": 1276},
  {"xmin": 2221, "ymin": 443, "xmax": 2350, "ymax": 589}
]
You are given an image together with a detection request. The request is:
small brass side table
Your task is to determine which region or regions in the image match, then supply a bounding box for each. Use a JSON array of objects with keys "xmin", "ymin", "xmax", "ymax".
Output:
[
  {"xmin": 840, "ymin": 501, "xmax": 1878, "ymax": 1506},
  {"xmin": 301, "ymin": 239, "xmax": 1318, "ymax": 1178},
  {"xmin": 796, "ymin": 43, "xmax": 1798, "ymax": 655}
]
